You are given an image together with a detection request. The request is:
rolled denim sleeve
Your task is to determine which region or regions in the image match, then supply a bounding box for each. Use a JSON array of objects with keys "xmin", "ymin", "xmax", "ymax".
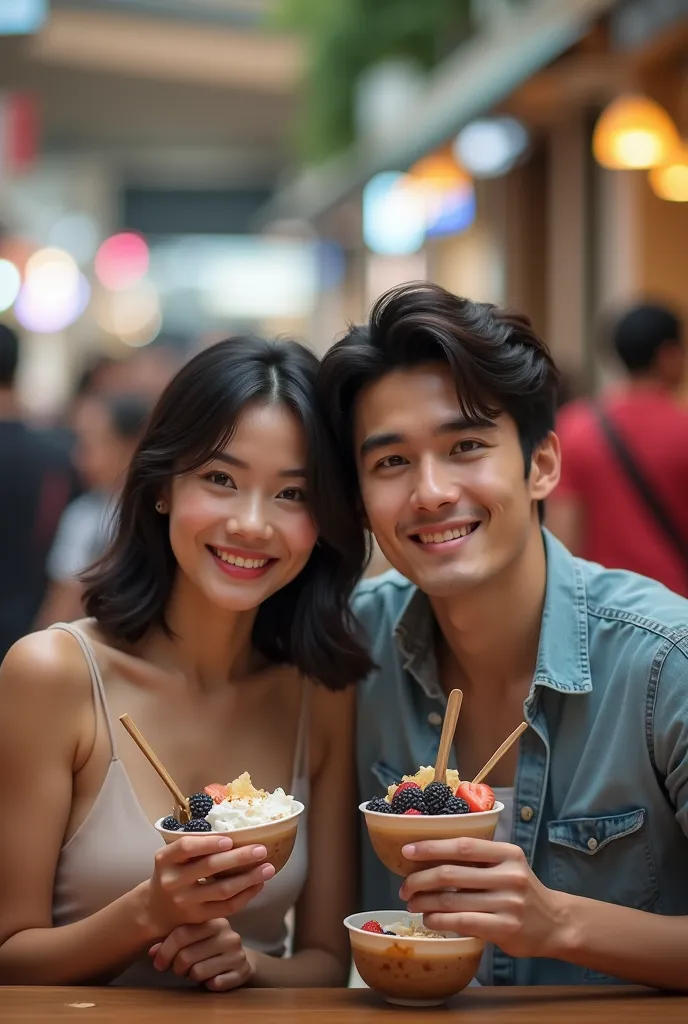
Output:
[{"xmin": 653, "ymin": 641, "xmax": 688, "ymax": 838}]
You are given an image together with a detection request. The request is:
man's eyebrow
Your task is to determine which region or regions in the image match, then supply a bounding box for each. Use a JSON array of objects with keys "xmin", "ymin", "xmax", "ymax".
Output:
[
  {"xmin": 207, "ymin": 451, "xmax": 306, "ymax": 477},
  {"xmin": 360, "ymin": 432, "xmax": 405, "ymax": 458},
  {"xmin": 434, "ymin": 416, "xmax": 497, "ymax": 435},
  {"xmin": 360, "ymin": 416, "xmax": 496, "ymax": 457}
]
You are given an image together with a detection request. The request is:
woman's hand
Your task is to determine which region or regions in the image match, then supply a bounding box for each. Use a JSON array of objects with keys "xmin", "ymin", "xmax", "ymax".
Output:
[
  {"xmin": 141, "ymin": 836, "xmax": 274, "ymax": 940},
  {"xmin": 148, "ymin": 918, "xmax": 253, "ymax": 991}
]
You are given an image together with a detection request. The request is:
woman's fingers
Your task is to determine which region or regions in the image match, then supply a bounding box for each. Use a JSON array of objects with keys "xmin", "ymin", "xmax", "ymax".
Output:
[
  {"xmin": 205, "ymin": 966, "xmax": 251, "ymax": 991},
  {"xmin": 174, "ymin": 844, "xmax": 269, "ymax": 889},
  {"xmin": 197, "ymin": 862, "xmax": 274, "ymax": 904}
]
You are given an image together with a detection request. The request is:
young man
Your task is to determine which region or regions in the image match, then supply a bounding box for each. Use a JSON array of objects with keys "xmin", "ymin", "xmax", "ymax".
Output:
[
  {"xmin": 548, "ymin": 303, "xmax": 688, "ymax": 594},
  {"xmin": 318, "ymin": 283, "xmax": 688, "ymax": 989}
]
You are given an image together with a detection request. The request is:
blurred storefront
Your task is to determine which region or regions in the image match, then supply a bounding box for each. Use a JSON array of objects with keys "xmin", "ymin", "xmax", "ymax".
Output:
[{"xmin": 262, "ymin": 0, "xmax": 688, "ymax": 394}]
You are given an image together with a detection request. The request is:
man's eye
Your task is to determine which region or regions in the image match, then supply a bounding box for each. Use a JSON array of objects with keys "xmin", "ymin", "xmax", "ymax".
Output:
[
  {"xmin": 376, "ymin": 455, "xmax": 408, "ymax": 469},
  {"xmin": 452, "ymin": 440, "xmax": 482, "ymax": 454}
]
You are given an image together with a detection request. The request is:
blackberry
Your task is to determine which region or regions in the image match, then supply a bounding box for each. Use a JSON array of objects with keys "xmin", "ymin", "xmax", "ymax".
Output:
[
  {"xmin": 440, "ymin": 796, "xmax": 470, "ymax": 815},
  {"xmin": 161, "ymin": 816, "xmax": 182, "ymax": 831},
  {"xmin": 391, "ymin": 787, "xmax": 427, "ymax": 815},
  {"xmin": 189, "ymin": 792, "xmax": 214, "ymax": 819},
  {"xmin": 183, "ymin": 818, "xmax": 213, "ymax": 832},
  {"xmin": 366, "ymin": 797, "xmax": 392, "ymax": 813},
  {"xmin": 423, "ymin": 781, "xmax": 453, "ymax": 815}
]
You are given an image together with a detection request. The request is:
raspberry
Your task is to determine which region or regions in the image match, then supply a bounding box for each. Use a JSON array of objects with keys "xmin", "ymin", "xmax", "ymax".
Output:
[
  {"xmin": 361, "ymin": 920, "xmax": 384, "ymax": 934},
  {"xmin": 182, "ymin": 818, "xmax": 213, "ymax": 832},
  {"xmin": 189, "ymin": 792, "xmax": 214, "ymax": 818},
  {"xmin": 161, "ymin": 816, "xmax": 182, "ymax": 831},
  {"xmin": 403, "ymin": 808, "xmax": 422, "ymax": 815},
  {"xmin": 423, "ymin": 781, "xmax": 452, "ymax": 814},
  {"xmin": 440, "ymin": 796, "xmax": 470, "ymax": 815},
  {"xmin": 394, "ymin": 781, "xmax": 421, "ymax": 797},
  {"xmin": 366, "ymin": 797, "xmax": 392, "ymax": 813},
  {"xmin": 391, "ymin": 786, "xmax": 427, "ymax": 815}
]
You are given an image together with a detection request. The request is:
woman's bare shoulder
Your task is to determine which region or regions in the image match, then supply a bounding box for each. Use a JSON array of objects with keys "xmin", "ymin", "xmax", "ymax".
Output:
[{"xmin": 0, "ymin": 626, "xmax": 93, "ymax": 711}]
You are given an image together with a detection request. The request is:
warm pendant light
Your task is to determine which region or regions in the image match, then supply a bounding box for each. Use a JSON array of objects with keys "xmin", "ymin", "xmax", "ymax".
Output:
[
  {"xmin": 648, "ymin": 143, "xmax": 688, "ymax": 201},
  {"xmin": 592, "ymin": 94, "xmax": 679, "ymax": 169},
  {"xmin": 408, "ymin": 149, "xmax": 471, "ymax": 191}
]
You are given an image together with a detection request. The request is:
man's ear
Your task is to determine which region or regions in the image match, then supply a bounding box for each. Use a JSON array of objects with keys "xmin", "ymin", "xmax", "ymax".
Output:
[{"xmin": 529, "ymin": 431, "xmax": 561, "ymax": 501}]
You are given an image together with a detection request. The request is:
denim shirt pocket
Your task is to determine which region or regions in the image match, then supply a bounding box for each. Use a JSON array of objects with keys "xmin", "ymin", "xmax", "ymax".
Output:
[
  {"xmin": 371, "ymin": 760, "xmax": 402, "ymax": 794},
  {"xmin": 547, "ymin": 808, "xmax": 659, "ymax": 913}
]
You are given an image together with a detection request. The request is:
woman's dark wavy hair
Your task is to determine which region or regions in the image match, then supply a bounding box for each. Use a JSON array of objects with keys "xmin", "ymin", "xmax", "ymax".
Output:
[
  {"xmin": 317, "ymin": 282, "xmax": 560, "ymax": 523},
  {"xmin": 82, "ymin": 336, "xmax": 373, "ymax": 689}
]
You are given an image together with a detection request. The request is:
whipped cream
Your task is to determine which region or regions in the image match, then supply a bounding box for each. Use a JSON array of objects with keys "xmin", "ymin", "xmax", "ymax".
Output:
[{"xmin": 205, "ymin": 788, "xmax": 296, "ymax": 831}]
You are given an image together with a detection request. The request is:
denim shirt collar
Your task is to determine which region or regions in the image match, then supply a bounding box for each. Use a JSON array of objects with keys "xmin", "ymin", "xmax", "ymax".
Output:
[{"xmin": 392, "ymin": 528, "xmax": 592, "ymax": 698}]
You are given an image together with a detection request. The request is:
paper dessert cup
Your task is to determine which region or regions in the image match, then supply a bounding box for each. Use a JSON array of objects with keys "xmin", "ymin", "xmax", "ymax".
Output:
[
  {"xmin": 345, "ymin": 911, "xmax": 484, "ymax": 1007},
  {"xmin": 154, "ymin": 801, "xmax": 305, "ymax": 876},
  {"xmin": 360, "ymin": 800, "xmax": 504, "ymax": 877}
]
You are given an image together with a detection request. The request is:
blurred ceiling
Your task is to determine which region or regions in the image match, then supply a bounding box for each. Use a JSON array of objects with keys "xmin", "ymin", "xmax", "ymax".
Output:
[{"xmin": 0, "ymin": 0, "xmax": 303, "ymax": 187}]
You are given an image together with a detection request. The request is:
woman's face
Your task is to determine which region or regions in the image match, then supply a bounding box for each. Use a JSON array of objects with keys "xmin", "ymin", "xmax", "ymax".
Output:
[{"xmin": 167, "ymin": 401, "xmax": 318, "ymax": 612}]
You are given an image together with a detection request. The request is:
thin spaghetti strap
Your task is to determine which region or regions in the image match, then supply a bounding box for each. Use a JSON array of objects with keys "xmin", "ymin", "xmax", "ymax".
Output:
[
  {"xmin": 291, "ymin": 677, "xmax": 310, "ymax": 787},
  {"xmin": 48, "ymin": 623, "xmax": 119, "ymax": 758}
]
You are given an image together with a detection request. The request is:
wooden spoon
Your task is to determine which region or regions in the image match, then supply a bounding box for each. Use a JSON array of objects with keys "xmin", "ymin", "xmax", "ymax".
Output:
[
  {"xmin": 119, "ymin": 713, "xmax": 190, "ymax": 823},
  {"xmin": 471, "ymin": 721, "xmax": 528, "ymax": 785},
  {"xmin": 433, "ymin": 689, "xmax": 463, "ymax": 783}
]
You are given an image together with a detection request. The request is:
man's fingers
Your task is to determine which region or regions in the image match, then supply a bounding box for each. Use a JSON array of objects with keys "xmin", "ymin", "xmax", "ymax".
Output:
[
  {"xmin": 401, "ymin": 838, "xmax": 513, "ymax": 864},
  {"xmin": 400, "ymin": 863, "xmax": 503, "ymax": 900},
  {"xmin": 422, "ymin": 911, "xmax": 501, "ymax": 943},
  {"xmin": 408, "ymin": 890, "xmax": 505, "ymax": 915}
]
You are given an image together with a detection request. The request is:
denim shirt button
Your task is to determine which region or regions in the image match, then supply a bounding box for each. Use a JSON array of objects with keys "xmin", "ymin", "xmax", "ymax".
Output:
[
  {"xmin": 520, "ymin": 805, "xmax": 534, "ymax": 822},
  {"xmin": 427, "ymin": 712, "xmax": 442, "ymax": 727},
  {"xmin": 587, "ymin": 837, "xmax": 598, "ymax": 851}
]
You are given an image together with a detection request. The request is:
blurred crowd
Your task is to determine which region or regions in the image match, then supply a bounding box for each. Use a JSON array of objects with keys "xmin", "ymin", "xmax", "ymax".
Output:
[{"xmin": 2, "ymin": 298, "xmax": 688, "ymax": 663}]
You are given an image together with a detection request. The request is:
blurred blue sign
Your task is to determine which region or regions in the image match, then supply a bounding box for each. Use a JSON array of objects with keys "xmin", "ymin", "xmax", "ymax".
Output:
[{"xmin": 0, "ymin": 0, "xmax": 47, "ymax": 35}]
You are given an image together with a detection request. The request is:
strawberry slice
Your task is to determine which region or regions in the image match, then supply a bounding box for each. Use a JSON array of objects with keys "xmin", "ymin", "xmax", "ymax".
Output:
[
  {"xmin": 204, "ymin": 783, "xmax": 229, "ymax": 804},
  {"xmin": 456, "ymin": 782, "xmax": 495, "ymax": 813},
  {"xmin": 362, "ymin": 920, "xmax": 384, "ymax": 933},
  {"xmin": 394, "ymin": 781, "xmax": 421, "ymax": 797},
  {"xmin": 403, "ymin": 808, "xmax": 423, "ymax": 815}
]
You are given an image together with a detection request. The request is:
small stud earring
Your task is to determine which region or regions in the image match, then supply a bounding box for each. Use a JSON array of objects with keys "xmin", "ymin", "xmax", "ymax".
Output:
[{"xmin": 155, "ymin": 500, "xmax": 167, "ymax": 514}]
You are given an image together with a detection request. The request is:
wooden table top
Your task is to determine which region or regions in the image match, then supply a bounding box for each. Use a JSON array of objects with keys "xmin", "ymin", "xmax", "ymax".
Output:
[{"xmin": 1, "ymin": 985, "xmax": 687, "ymax": 1022}]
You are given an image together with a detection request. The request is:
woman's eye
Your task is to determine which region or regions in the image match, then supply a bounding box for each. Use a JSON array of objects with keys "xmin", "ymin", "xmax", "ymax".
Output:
[
  {"xmin": 205, "ymin": 471, "xmax": 235, "ymax": 488},
  {"xmin": 278, "ymin": 487, "xmax": 306, "ymax": 502},
  {"xmin": 376, "ymin": 455, "xmax": 408, "ymax": 470}
]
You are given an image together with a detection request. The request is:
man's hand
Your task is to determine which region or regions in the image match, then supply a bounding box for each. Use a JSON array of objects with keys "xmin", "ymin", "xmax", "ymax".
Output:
[
  {"xmin": 149, "ymin": 918, "xmax": 253, "ymax": 991},
  {"xmin": 399, "ymin": 837, "xmax": 571, "ymax": 959}
]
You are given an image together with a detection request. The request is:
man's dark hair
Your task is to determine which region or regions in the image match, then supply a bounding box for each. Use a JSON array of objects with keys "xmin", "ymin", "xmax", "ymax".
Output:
[
  {"xmin": 83, "ymin": 335, "xmax": 372, "ymax": 689},
  {"xmin": 612, "ymin": 304, "xmax": 682, "ymax": 374},
  {"xmin": 317, "ymin": 281, "xmax": 560, "ymax": 523},
  {"xmin": 0, "ymin": 323, "xmax": 20, "ymax": 387}
]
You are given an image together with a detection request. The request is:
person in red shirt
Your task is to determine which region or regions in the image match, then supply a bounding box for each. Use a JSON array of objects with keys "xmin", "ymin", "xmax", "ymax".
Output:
[{"xmin": 547, "ymin": 303, "xmax": 688, "ymax": 595}]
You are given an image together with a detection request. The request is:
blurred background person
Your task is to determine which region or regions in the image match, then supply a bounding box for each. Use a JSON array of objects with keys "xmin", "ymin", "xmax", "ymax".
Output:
[
  {"xmin": 36, "ymin": 391, "xmax": 151, "ymax": 627},
  {"xmin": 0, "ymin": 324, "xmax": 77, "ymax": 659},
  {"xmin": 547, "ymin": 304, "xmax": 688, "ymax": 595}
]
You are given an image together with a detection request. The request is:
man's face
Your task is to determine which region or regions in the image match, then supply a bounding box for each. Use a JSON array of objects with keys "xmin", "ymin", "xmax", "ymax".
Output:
[{"xmin": 354, "ymin": 362, "xmax": 560, "ymax": 598}]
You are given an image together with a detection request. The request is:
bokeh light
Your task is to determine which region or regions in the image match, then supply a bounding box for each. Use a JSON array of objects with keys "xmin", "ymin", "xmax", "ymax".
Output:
[
  {"xmin": 592, "ymin": 95, "xmax": 679, "ymax": 170},
  {"xmin": 454, "ymin": 117, "xmax": 529, "ymax": 178},
  {"xmin": 94, "ymin": 232, "xmax": 150, "ymax": 291},
  {"xmin": 648, "ymin": 144, "xmax": 688, "ymax": 202},
  {"xmin": 363, "ymin": 172, "xmax": 427, "ymax": 255},
  {"xmin": 95, "ymin": 279, "xmax": 162, "ymax": 347},
  {"xmin": 15, "ymin": 272, "xmax": 90, "ymax": 333},
  {"xmin": 0, "ymin": 259, "xmax": 21, "ymax": 313}
]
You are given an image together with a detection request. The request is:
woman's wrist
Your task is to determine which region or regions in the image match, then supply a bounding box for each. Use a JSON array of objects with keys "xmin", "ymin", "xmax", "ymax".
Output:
[{"xmin": 125, "ymin": 881, "xmax": 164, "ymax": 946}]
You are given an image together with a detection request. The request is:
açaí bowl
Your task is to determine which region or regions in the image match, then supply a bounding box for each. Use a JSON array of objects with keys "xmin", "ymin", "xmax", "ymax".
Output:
[
  {"xmin": 345, "ymin": 911, "xmax": 484, "ymax": 1007},
  {"xmin": 154, "ymin": 801, "xmax": 305, "ymax": 875},
  {"xmin": 360, "ymin": 799, "xmax": 504, "ymax": 876}
]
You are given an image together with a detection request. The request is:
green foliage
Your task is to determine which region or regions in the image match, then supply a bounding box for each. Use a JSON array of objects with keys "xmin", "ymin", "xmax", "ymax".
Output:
[{"xmin": 274, "ymin": 0, "xmax": 472, "ymax": 161}]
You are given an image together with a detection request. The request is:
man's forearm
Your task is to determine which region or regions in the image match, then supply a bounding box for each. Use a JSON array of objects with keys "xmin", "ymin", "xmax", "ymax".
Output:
[
  {"xmin": 551, "ymin": 893, "xmax": 688, "ymax": 991},
  {"xmin": 246, "ymin": 948, "xmax": 347, "ymax": 988}
]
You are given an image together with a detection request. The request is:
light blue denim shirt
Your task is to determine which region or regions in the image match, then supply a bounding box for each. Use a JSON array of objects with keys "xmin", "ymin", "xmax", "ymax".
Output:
[{"xmin": 353, "ymin": 530, "xmax": 688, "ymax": 985}]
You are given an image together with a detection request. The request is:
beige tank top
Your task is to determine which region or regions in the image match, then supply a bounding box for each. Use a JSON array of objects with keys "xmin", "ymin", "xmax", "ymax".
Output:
[{"xmin": 50, "ymin": 623, "xmax": 310, "ymax": 988}]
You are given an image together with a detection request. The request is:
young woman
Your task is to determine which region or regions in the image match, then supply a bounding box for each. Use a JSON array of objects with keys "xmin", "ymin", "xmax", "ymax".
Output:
[{"xmin": 0, "ymin": 337, "xmax": 371, "ymax": 989}]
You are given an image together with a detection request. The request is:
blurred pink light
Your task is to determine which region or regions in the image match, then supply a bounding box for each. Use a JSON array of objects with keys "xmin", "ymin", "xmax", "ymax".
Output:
[{"xmin": 94, "ymin": 232, "xmax": 149, "ymax": 291}]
